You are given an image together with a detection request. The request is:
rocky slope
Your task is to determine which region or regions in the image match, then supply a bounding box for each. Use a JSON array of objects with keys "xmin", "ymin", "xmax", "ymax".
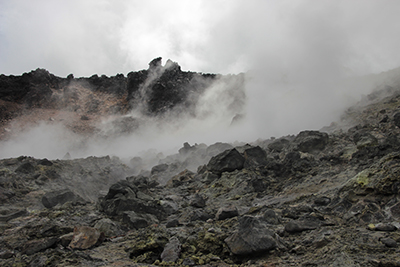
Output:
[{"xmin": 1, "ymin": 66, "xmax": 400, "ymax": 266}]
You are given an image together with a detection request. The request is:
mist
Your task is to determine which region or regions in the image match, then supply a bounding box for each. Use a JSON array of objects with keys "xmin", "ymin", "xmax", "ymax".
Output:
[{"xmin": 1, "ymin": 0, "xmax": 400, "ymax": 160}]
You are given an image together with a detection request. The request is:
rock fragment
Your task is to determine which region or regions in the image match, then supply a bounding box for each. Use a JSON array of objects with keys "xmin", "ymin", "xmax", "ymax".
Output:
[{"xmin": 69, "ymin": 226, "xmax": 102, "ymax": 250}]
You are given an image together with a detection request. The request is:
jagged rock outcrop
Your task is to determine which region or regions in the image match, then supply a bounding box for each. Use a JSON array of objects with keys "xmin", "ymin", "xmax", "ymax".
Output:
[{"xmin": 0, "ymin": 58, "xmax": 245, "ymax": 138}]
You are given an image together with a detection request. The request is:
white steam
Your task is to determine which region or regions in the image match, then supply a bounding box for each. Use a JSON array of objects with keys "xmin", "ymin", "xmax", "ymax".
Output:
[{"xmin": 0, "ymin": 1, "xmax": 400, "ymax": 160}]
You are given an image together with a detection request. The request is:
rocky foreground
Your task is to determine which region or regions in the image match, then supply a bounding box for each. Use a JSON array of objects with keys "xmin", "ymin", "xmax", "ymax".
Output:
[{"xmin": 1, "ymin": 81, "xmax": 400, "ymax": 266}]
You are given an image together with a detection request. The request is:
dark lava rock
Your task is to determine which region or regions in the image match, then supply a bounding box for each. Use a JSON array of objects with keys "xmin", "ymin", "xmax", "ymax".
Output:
[
  {"xmin": 215, "ymin": 205, "xmax": 239, "ymax": 220},
  {"xmin": 380, "ymin": 237, "xmax": 398, "ymax": 248},
  {"xmin": 284, "ymin": 220, "xmax": 320, "ymax": 233},
  {"xmin": 243, "ymin": 146, "xmax": 268, "ymax": 168},
  {"xmin": 393, "ymin": 112, "xmax": 400, "ymax": 127},
  {"xmin": 22, "ymin": 237, "xmax": 58, "ymax": 255},
  {"xmin": 41, "ymin": 189, "xmax": 84, "ymax": 208},
  {"xmin": 294, "ymin": 130, "xmax": 329, "ymax": 152},
  {"xmin": 314, "ymin": 196, "xmax": 331, "ymax": 206},
  {"xmin": 207, "ymin": 148, "xmax": 245, "ymax": 175},
  {"xmin": 373, "ymin": 223, "xmax": 397, "ymax": 232},
  {"xmin": 188, "ymin": 209, "xmax": 213, "ymax": 222},
  {"xmin": 225, "ymin": 216, "xmax": 276, "ymax": 256},
  {"xmin": 189, "ymin": 194, "xmax": 206, "ymax": 208},
  {"xmin": 99, "ymin": 180, "xmax": 166, "ymax": 220}
]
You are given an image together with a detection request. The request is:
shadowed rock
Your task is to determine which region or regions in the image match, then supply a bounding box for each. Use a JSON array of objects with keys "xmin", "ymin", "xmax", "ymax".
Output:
[
  {"xmin": 42, "ymin": 189, "xmax": 84, "ymax": 208},
  {"xmin": 207, "ymin": 148, "xmax": 245, "ymax": 175}
]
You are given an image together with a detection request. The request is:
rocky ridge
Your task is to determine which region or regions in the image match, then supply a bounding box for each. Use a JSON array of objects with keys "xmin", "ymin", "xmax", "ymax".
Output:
[
  {"xmin": 0, "ymin": 58, "xmax": 245, "ymax": 141},
  {"xmin": 0, "ymin": 67, "xmax": 400, "ymax": 266}
]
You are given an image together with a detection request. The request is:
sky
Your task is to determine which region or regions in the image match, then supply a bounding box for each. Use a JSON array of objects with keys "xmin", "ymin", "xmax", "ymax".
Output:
[
  {"xmin": 1, "ymin": 0, "xmax": 400, "ymax": 78},
  {"xmin": 1, "ymin": 0, "xmax": 400, "ymax": 159}
]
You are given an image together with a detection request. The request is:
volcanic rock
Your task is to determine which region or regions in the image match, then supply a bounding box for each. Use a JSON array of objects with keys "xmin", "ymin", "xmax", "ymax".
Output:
[
  {"xmin": 41, "ymin": 189, "xmax": 84, "ymax": 208},
  {"xmin": 207, "ymin": 148, "xmax": 245, "ymax": 175},
  {"xmin": 69, "ymin": 226, "xmax": 102, "ymax": 250},
  {"xmin": 225, "ymin": 216, "xmax": 277, "ymax": 256}
]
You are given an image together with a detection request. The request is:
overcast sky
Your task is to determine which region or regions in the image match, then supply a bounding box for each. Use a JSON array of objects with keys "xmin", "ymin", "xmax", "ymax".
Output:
[
  {"xmin": 1, "ymin": 0, "xmax": 400, "ymax": 78},
  {"xmin": 1, "ymin": 0, "xmax": 400, "ymax": 159}
]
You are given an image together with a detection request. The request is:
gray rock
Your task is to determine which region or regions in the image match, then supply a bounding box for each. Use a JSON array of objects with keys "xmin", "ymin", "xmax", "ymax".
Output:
[
  {"xmin": 225, "ymin": 216, "xmax": 276, "ymax": 255},
  {"xmin": 161, "ymin": 236, "xmax": 181, "ymax": 262},
  {"xmin": 94, "ymin": 218, "xmax": 123, "ymax": 238},
  {"xmin": 188, "ymin": 209, "xmax": 213, "ymax": 222},
  {"xmin": 122, "ymin": 211, "xmax": 158, "ymax": 229},
  {"xmin": 381, "ymin": 237, "xmax": 397, "ymax": 247}
]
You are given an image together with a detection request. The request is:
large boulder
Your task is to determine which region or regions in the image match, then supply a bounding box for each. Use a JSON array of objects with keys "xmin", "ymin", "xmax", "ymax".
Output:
[
  {"xmin": 225, "ymin": 216, "xmax": 277, "ymax": 255},
  {"xmin": 243, "ymin": 146, "xmax": 268, "ymax": 168},
  {"xmin": 207, "ymin": 148, "xmax": 245, "ymax": 175}
]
